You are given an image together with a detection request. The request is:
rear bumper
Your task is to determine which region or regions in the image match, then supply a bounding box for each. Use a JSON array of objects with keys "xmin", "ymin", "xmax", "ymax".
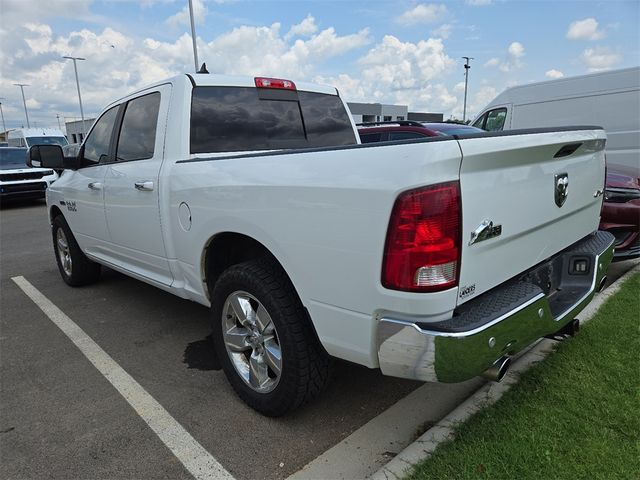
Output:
[{"xmin": 377, "ymin": 230, "xmax": 615, "ymax": 383}]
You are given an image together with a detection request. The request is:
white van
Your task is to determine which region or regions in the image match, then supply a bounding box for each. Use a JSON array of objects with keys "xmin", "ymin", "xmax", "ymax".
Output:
[
  {"xmin": 472, "ymin": 67, "xmax": 640, "ymax": 168},
  {"xmin": 7, "ymin": 128, "xmax": 69, "ymax": 148}
]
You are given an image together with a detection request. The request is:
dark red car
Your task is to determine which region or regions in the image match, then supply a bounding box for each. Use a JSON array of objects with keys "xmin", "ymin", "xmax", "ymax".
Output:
[
  {"xmin": 357, "ymin": 121, "xmax": 483, "ymax": 143},
  {"xmin": 602, "ymin": 163, "xmax": 640, "ymax": 261}
]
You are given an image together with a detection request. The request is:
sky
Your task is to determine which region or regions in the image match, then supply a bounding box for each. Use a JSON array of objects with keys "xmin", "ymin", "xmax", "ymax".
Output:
[{"xmin": 0, "ymin": 0, "xmax": 638, "ymax": 130}]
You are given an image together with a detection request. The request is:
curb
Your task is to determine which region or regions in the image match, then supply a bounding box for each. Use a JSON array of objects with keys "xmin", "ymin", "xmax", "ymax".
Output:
[{"xmin": 369, "ymin": 263, "xmax": 640, "ymax": 480}]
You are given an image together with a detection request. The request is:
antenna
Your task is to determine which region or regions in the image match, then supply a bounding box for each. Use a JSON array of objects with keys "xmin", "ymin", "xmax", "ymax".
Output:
[
  {"xmin": 197, "ymin": 63, "xmax": 209, "ymax": 74},
  {"xmin": 462, "ymin": 57, "xmax": 474, "ymax": 122}
]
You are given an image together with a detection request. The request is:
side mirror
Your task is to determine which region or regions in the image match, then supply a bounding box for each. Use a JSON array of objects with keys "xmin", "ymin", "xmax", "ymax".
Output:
[
  {"xmin": 28, "ymin": 145, "xmax": 64, "ymax": 169},
  {"xmin": 28, "ymin": 145, "xmax": 80, "ymax": 170}
]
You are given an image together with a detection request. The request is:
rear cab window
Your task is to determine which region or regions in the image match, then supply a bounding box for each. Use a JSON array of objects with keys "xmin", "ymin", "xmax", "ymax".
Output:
[
  {"xmin": 190, "ymin": 86, "xmax": 357, "ymax": 154},
  {"xmin": 116, "ymin": 92, "xmax": 161, "ymax": 162}
]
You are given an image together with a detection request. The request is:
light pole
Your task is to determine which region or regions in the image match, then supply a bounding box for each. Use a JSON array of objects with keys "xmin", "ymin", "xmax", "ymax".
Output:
[
  {"xmin": 462, "ymin": 56, "xmax": 474, "ymax": 123},
  {"xmin": 63, "ymin": 56, "xmax": 86, "ymax": 133},
  {"xmin": 188, "ymin": 0, "xmax": 199, "ymax": 72},
  {"xmin": 14, "ymin": 83, "xmax": 31, "ymax": 128},
  {"xmin": 0, "ymin": 98, "xmax": 6, "ymax": 137},
  {"xmin": 56, "ymin": 114, "xmax": 62, "ymax": 130}
]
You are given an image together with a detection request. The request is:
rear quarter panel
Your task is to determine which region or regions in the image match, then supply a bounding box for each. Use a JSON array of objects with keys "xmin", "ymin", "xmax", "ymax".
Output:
[{"xmin": 166, "ymin": 140, "xmax": 463, "ymax": 366}]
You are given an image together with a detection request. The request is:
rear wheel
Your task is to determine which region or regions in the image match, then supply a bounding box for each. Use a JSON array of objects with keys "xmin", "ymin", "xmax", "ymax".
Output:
[
  {"xmin": 211, "ymin": 258, "xmax": 331, "ymax": 416},
  {"xmin": 52, "ymin": 215, "xmax": 101, "ymax": 286}
]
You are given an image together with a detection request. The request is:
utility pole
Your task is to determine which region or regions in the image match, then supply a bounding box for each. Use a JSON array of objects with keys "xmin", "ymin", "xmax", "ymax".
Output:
[
  {"xmin": 188, "ymin": 0, "xmax": 199, "ymax": 72},
  {"xmin": 462, "ymin": 57, "xmax": 474, "ymax": 123},
  {"xmin": 63, "ymin": 56, "xmax": 86, "ymax": 133},
  {"xmin": 56, "ymin": 114, "xmax": 62, "ymax": 130},
  {"xmin": 0, "ymin": 98, "xmax": 7, "ymax": 136},
  {"xmin": 14, "ymin": 84, "xmax": 31, "ymax": 128}
]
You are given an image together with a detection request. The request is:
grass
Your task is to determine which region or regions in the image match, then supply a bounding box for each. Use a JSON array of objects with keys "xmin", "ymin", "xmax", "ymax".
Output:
[{"xmin": 407, "ymin": 271, "xmax": 640, "ymax": 480}]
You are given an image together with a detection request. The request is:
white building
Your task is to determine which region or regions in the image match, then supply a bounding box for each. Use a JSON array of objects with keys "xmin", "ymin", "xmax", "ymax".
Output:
[{"xmin": 65, "ymin": 118, "xmax": 95, "ymax": 144}]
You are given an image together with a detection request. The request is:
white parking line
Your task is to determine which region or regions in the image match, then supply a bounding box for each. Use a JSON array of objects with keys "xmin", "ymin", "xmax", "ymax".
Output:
[{"xmin": 11, "ymin": 276, "xmax": 235, "ymax": 480}]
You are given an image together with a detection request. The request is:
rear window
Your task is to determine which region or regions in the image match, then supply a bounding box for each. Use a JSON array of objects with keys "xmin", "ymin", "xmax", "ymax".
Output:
[{"xmin": 190, "ymin": 86, "xmax": 356, "ymax": 153}]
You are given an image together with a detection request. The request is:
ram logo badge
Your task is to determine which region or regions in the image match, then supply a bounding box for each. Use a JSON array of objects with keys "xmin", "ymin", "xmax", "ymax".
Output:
[{"xmin": 554, "ymin": 173, "xmax": 569, "ymax": 207}]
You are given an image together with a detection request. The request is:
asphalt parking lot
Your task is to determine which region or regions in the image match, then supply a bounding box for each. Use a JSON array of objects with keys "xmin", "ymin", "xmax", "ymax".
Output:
[{"xmin": 0, "ymin": 200, "xmax": 492, "ymax": 480}]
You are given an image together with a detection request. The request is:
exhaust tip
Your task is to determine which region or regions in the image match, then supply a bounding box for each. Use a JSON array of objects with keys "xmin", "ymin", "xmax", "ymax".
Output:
[
  {"xmin": 481, "ymin": 356, "xmax": 511, "ymax": 382},
  {"xmin": 597, "ymin": 276, "xmax": 607, "ymax": 293}
]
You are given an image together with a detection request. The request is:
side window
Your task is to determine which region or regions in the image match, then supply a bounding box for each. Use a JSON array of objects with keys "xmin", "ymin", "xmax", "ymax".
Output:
[
  {"xmin": 472, "ymin": 114, "xmax": 486, "ymax": 130},
  {"xmin": 359, "ymin": 132, "xmax": 383, "ymax": 143},
  {"xmin": 116, "ymin": 92, "xmax": 161, "ymax": 162},
  {"xmin": 83, "ymin": 106, "xmax": 119, "ymax": 165},
  {"xmin": 485, "ymin": 108, "xmax": 507, "ymax": 131},
  {"xmin": 389, "ymin": 131, "xmax": 426, "ymax": 141}
]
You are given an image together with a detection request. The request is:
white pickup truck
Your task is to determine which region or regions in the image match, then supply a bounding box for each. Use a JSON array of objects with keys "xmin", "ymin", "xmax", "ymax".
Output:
[{"xmin": 29, "ymin": 73, "xmax": 615, "ymax": 416}]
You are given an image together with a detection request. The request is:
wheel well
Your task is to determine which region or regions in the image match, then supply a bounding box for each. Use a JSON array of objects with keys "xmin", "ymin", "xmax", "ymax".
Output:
[
  {"xmin": 203, "ymin": 232, "xmax": 326, "ymax": 354},
  {"xmin": 50, "ymin": 205, "xmax": 63, "ymax": 223},
  {"xmin": 203, "ymin": 232, "xmax": 277, "ymax": 297}
]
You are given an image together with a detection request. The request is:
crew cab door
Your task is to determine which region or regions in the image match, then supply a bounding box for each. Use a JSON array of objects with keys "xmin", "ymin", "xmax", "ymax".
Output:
[
  {"xmin": 59, "ymin": 105, "xmax": 120, "ymax": 255},
  {"xmin": 103, "ymin": 85, "xmax": 172, "ymax": 285}
]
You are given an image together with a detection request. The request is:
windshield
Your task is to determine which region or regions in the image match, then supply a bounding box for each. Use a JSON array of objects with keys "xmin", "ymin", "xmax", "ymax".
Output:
[
  {"xmin": 0, "ymin": 149, "xmax": 28, "ymax": 167},
  {"xmin": 26, "ymin": 136, "xmax": 69, "ymax": 147}
]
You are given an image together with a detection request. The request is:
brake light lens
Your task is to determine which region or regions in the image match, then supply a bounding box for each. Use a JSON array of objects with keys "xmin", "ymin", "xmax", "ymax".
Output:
[
  {"xmin": 254, "ymin": 77, "xmax": 296, "ymax": 90},
  {"xmin": 382, "ymin": 182, "xmax": 461, "ymax": 292}
]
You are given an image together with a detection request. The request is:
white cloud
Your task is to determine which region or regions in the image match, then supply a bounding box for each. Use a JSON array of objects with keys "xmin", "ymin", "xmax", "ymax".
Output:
[
  {"xmin": 465, "ymin": 85, "xmax": 498, "ymax": 119},
  {"xmin": 316, "ymin": 36, "xmax": 458, "ymax": 116},
  {"xmin": 359, "ymin": 36, "xmax": 455, "ymax": 88},
  {"xmin": 484, "ymin": 41, "xmax": 525, "ymax": 72},
  {"xmin": 396, "ymin": 4, "xmax": 447, "ymax": 26},
  {"xmin": 545, "ymin": 69, "xmax": 564, "ymax": 79},
  {"xmin": 465, "ymin": 0, "xmax": 493, "ymax": 5},
  {"xmin": 166, "ymin": 0, "xmax": 207, "ymax": 27},
  {"xmin": 580, "ymin": 46, "xmax": 622, "ymax": 72},
  {"xmin": 508, "ymin": 42, "xmax": 524, "ymax": 58},
  {"xmin": 566, "ymin": 18, "xmax": 605, "ymax": 40},
  {"xmin": 286, "ymin": 14, "xmax": 318, "ymax": 39},
  {"xmin": 0, "ymin": 17, "xmax": 373, "ymax": 129},
  {"xmin": 192, "ymin": 23, "xmax": 371, "ymax": 78},
  {"xmin": 431, "ymin": 24, "xmax": 452, "ymax": 39}
]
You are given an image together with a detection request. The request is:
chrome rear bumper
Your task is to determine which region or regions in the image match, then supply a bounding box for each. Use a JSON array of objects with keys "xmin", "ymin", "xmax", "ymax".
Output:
[{"xmin": 377, "ymin": 231, "xmax": 615, "ymax": 383}]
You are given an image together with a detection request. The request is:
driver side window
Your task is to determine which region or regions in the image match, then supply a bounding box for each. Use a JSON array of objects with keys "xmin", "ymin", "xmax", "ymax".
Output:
[{"xmin": 82, "ymin": 106, "xmax": 119, "ymax": 165}]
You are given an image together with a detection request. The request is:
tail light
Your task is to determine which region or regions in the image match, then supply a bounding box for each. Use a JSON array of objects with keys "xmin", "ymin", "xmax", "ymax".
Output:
[
  {"xmin": 382, "ymin": 182, "xmax": 461, "ymax": 292},
  {"xmin": 254, "ymin": 77, "xmax": 296, "ymax": 90}
]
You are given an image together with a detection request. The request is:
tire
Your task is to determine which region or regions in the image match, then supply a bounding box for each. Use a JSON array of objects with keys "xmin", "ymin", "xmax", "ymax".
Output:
[
  {"xmin": 52, "ymin": 215, "xmax": 101, "ymax": 286},
  {"xmin": 211, "ymin": 258, "xmax": 332, "ymax": 416}
]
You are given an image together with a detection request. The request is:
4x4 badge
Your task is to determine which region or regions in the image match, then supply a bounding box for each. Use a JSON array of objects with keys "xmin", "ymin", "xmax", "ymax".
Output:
[{"xmin": 554, "ymin": 173, "xmax": 569, "ymax": 207}]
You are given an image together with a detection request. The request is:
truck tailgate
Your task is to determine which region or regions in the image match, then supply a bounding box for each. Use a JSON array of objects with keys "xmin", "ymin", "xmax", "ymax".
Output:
[{"xmin": 457, "ymin": 128, "xmax": 607, "ymax": 305}]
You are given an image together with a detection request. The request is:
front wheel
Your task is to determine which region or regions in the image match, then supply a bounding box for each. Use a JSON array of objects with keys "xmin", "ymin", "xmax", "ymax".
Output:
[
  {"xmin": 52, "ymin": 215, "xmax": 101, "ymax": 286},
  {"xmin": 211, "ymin": 258, "xmax": 332, "ymax": 416}
]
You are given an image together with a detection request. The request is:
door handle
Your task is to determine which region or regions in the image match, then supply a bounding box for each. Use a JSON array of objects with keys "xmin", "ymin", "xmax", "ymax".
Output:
[
  {"xmin": 88, "ymin": 182, "xmax": 102, "ymax": 190},
  {"xmin": 134, "ymin": 181, "xmax": 154, "ymax": 191}
]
